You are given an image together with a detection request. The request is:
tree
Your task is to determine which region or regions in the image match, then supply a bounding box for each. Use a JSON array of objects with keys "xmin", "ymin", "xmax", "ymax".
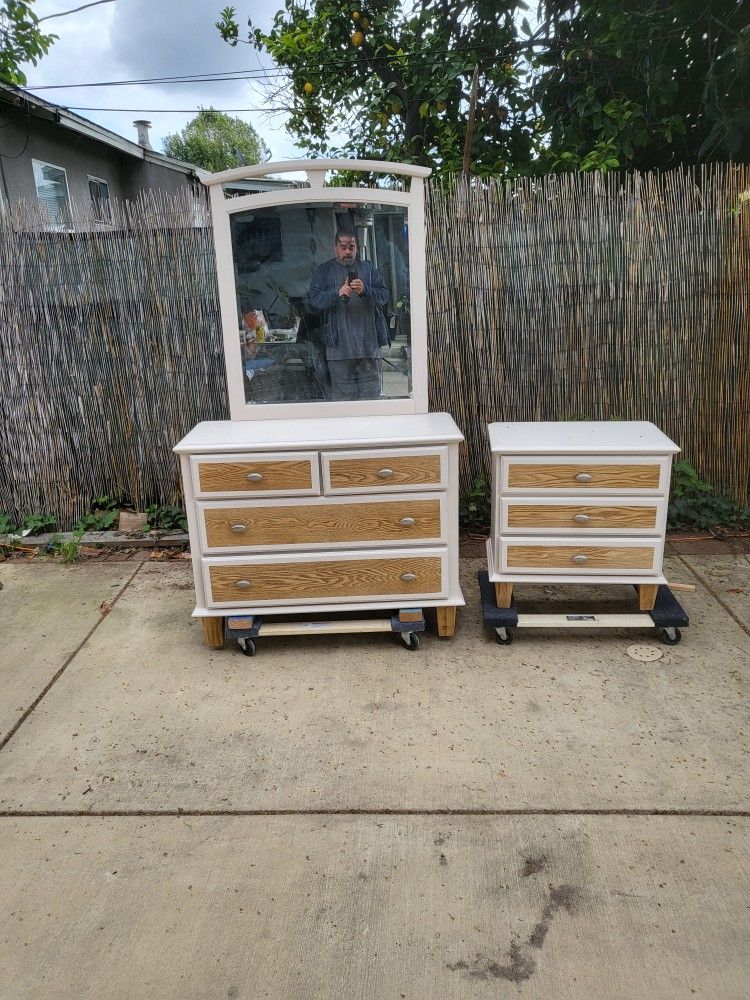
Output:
[
  {"xmin": 0, "ymin": 1, "xmax": 57, "ymax": 85},
  {"xmin": 533, "ymin": 1, "xmax": 750, "ymax": 171},
  {"xmin": 162, "ymin": 107, "xmax": 271, "ymax": 172},
  {"xmin": 216, "ymin": 2, "xmax": 537, "ymax": 176}
]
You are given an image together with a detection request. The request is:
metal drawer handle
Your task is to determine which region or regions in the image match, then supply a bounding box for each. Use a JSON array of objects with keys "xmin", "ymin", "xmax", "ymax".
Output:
[
  {"xmin": 400, "ymin": 572, "xmax": 417, "ymax": 583},
  {"xmin": 571, "ymin": 554, "xmax": 588, "ymax": 564},
  {"xmin": 399, "ymin": 517, "xmax": 416, "ymax": 527},
  {"xmin": 377, "ymin": 468, "xmax": 394, "ymax": 479},
  {"xmin": 573, "ymin": 513, "xmax": 590, "ymax": 524},
  {"xmin": 574, "ymin": 472, "xmax": 592, "ymax": 483},
  {"xmin": 230, "ymin": 523, "xmax": 247, "ymax": 533},
  {"xmin": 246, "ymin": 472, "xmax": 263, "ymax": 482},
  {"xmin": 235, "ymin": 579, "xmax": 251, "ymax": 589}
]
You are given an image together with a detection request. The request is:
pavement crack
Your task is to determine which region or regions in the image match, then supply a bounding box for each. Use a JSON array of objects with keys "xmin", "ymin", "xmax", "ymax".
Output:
[
  {"xmin": 674, "ymin": 552, "xmax": 750, "ymax": 639},
  {"xmin": 0, "ymin": 561, "xmax": 145, "ymax": 754}
]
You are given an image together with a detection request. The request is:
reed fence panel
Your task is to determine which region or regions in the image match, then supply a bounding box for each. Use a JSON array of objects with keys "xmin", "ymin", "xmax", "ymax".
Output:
[
  {"xmin": 0, "ymin": 166, "xmax": 747, "ymax": 529},
  {"xmin": 426, "ymin": 165, "xmax": 750, "ymax": 505}
]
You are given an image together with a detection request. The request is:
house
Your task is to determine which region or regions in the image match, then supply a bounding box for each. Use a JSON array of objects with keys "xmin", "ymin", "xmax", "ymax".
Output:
[{"xmin": 0, "ymin": 83, "xmax": 209, "ymax": 226}]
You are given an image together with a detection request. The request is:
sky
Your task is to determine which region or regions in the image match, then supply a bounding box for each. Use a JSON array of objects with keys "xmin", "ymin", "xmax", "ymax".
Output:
[{"xmin": 20, "ymin": 0, "xmax": 301, "ymax": 160}]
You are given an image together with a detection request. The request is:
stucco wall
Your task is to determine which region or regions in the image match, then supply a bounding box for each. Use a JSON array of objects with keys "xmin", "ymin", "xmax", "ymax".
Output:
[{"xmin": 0, "ymin": 107, "xmax": 195, "ymax": 214}]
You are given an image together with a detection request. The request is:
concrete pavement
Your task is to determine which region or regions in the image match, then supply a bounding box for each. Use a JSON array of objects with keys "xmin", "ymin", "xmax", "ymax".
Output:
[{"xmin": 0, "ymin": 550, "xmax": 748, "ymax": 998}]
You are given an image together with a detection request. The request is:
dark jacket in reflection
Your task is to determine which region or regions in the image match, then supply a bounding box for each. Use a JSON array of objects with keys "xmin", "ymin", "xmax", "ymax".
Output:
[{"xmin": 308, "ymin": 258, "xmax": 390, "ymax": 357}]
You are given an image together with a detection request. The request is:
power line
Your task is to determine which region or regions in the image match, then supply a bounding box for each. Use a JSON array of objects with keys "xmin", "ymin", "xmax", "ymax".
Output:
[{"xmin": 38, "ymin": 0, "xmax": 117, "ymax": 22}]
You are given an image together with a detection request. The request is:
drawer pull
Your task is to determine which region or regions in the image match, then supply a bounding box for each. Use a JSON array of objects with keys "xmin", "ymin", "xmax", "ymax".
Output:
[
  {"xmin": 573, "ymin": 513, "xmax": 590, "ymax": 524},
  {"xmin": 574, "ymin": 472, "xmax": 592, "ymax": 483},
  {"xmin": 246, "ymin": 472, "xmax": 264, "ymax": 482},
  {"xmin": 377, "ymin": 468, "xmax": 394, "ymax": 479},
  {"xmin": 400, "ymin": 572, "xmax": 417, "ymax": 583},
  {"xmin": 399, "ymin": 517, "xmax": 416, "ymax": 527},
  {"xmin": 571, "ymin": 554, "xmax": 588, "ymax": 564},
  {"xmin": 235, "ymin": 579, "xmax": 251, "ymax": 589},
  {"xmin": 230, "ymin": 523, "xmax": 247, "ymax": 533}
]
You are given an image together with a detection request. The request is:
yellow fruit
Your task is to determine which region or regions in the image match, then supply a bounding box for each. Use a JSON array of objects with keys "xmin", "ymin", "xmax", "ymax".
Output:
[
  {"xmin": 303, "ymin": 81, "xmax": 315, "ymax": 94},
  {"xmin": 352, "ymin": 10, "xmax": 361, "ymax": 19},
  {"xmin": 360, "ymin": 17, "xmax": 369, "ymax": 29},
  {"xmin": 352, "ymin": 30, "xmax": 364, "ymax": 46}
]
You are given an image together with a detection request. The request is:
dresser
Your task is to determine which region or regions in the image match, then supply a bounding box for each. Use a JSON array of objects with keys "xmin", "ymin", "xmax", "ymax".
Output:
[
  {"xmin": 175, "ymin": 413, "xmax": 464, "ymax": 647},
  {"xmin": 487, "ymin": 422, "xmax": 680, "ymax": 612}
]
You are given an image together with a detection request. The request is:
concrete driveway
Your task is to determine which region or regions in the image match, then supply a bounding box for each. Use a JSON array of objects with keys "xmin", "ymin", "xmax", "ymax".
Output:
[{"xmin": 0, "ymin": 547, "xmax": 748, "ymax": 999}]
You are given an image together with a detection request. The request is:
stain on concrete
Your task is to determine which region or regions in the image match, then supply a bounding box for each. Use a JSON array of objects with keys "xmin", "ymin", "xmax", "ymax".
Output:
[
  {"xmin": 447, "ymin": 884, "xmax": 581, "ymax": 984},
  {"xmin": 522, "ymin": 854, "xmax": 548, "ymax": 877},
  {"xmin": 439, "ymin": 852, "xmax": 448, "ymax": 867}
]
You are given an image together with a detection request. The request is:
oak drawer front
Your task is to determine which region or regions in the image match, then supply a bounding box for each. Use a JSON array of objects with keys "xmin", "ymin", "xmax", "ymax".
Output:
[
  {"xmin": 500, "ymin": 497, "xmax": 665, "ymax": 535},
  {"xmin": 500, "ymin": 538, "xmax": 660, "ymax": 575},
  {"xmin": 203, "ymin": 549, "xmax": 448, "ymax": 607},
  {"xmin": 191, "ymin": 451, "xmax": 319, "ymax": 498},
  {"xmin": 322, "ymin": 447, "xmax": 446, "ymax": 494},
  {"xmin": 499, "ymin": 455, "xmax": 670, "ymax": 494},
  {"xmin": 199, "ymin": 494, "xmax": 445, "ymax": 552}
]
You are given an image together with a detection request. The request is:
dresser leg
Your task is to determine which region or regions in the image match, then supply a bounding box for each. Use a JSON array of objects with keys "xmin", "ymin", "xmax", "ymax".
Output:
[
  {"xmin": 494, "ymin": 583, "xmax": 513, "ymax": 608},
  {"xmin": 202, "ymin": 616, "xmax": 225, "ymax": 648},
  {"xmin": 436, "ymin": 606, "xmax": 457, "ymax": 637},
  {"xmin": 637, "ymin": 585, "xmax": 658, "ymax": 612}
]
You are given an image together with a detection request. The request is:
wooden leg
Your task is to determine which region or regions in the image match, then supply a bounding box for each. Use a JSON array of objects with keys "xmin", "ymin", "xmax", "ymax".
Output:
[
  {"xmin": 637, "ymin": 584, "xmax": 659, "ymax": 612},
  {"xmin": 494, "ymin": 582, "xmax": 513, "ymax": 608},
  {"xmin": 436, "ymin": 606, "xmax": 457, "ymax": 638},
  {"xmin": 202, "ymin": 616, "xmax": 225, "ymax": 648}
]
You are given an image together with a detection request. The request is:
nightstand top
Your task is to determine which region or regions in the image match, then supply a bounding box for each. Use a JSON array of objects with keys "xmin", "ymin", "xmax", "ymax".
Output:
[{"xmin": 487, "ymin": 421, "xmax": 680, "ymax": 455}]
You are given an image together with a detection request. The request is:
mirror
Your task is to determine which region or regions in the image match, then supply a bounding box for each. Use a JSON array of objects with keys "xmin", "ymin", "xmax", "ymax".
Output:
[{"xmin": 228, "ymin": 200, "xmax": 411, "ymax": 405}]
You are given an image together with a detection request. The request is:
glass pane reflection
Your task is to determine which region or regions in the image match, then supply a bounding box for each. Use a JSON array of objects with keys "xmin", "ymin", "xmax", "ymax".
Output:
[{"xmin": 229, "ymin": 201, "xmax": 411, "ymax": 405}]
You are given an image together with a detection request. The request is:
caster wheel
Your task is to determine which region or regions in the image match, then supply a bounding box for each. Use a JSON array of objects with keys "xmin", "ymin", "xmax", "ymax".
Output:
[
  {"xmin": 239, "ymin": 637, "xmax": 256, "ymax": 656},
  {"xmin": 661, "ymin": 627, "xmax": 682, "ymax": 645},
  {"xmin": 400, "ymin": 632, "xmax": 420, "ymax": 650},
  {"xmin": 495, "ymin": 627, "xmax": 514, "ymax": 645}
]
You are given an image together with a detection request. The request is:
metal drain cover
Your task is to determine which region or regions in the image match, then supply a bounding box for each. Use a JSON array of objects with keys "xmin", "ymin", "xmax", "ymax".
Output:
[{"xmin": 626, "ymin": 643, "xmax": 663, "ymax": 662}]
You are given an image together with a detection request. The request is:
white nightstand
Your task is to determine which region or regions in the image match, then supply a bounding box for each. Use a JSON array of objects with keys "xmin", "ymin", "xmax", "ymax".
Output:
[{"xmin": 481, "ymin": 421, "xmax": 689, "ymax": 644}]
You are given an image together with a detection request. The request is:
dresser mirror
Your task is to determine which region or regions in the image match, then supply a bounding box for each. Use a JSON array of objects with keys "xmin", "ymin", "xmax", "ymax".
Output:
[{"xmin": 204, "ymin": 160, "xmax": 430, "ymax": 420}]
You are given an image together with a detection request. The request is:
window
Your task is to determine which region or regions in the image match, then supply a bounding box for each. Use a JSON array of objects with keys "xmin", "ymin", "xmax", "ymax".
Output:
[
  {"xmin": 88, "ymin": 176, "xmax": 111, "ymax": 223},
  {"xmin": 32, "ymin": 160, "xmax": 71, "ymax": 227}
]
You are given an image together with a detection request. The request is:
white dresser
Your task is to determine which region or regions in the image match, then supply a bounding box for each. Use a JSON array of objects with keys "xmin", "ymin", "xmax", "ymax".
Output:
[
  {"xmin": 487, "ymin": 422, "xmax": 680, "ymax": 611},
  {"xmin": 175, "ymin": 413, "xmax": 464, "ymax": 647}
]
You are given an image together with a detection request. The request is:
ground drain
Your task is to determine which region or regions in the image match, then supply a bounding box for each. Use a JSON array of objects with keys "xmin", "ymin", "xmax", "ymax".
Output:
[{"xmin": 626, "ymin": 643, "xmax": 663, "ymax": 662}]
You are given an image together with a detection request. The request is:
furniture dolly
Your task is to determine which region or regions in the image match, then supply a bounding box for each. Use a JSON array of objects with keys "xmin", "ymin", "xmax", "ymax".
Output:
[{"xmin": 480, "ymin": 421, "xmax": 690, "ymax": 645}]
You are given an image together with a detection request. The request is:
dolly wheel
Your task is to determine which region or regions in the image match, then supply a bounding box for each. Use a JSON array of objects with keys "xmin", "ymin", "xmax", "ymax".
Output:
[
  {"xmin": 661, "ymin": 627, "xmax": 682, "ymax": 645},
  {"xmin": 495, "ymin": 627, "xmax": 514, "ymax": 645},
  {"xmin": 239, "ymin": 637, "xmax": 256, "ymax": 656},
  {"xmin": 400, "ymin": 632, "xmax": 420, "ymax": 650}
]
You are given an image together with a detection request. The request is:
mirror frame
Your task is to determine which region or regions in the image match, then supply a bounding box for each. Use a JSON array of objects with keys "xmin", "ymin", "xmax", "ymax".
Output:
[{"xmin": 203, "ymin": 159, "xmax": 431, "ymax": 421}]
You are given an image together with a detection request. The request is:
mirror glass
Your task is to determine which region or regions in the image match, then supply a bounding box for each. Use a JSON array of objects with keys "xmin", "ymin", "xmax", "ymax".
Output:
[{"xmin": 229, "ymin": 200, "xmax": 411, "ymax": 404}]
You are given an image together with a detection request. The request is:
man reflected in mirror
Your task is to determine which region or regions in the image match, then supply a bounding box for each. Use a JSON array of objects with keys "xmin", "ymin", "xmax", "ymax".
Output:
[{"xmin": 308, "ymin": 229, "xmax": 390, "ymax": 400}]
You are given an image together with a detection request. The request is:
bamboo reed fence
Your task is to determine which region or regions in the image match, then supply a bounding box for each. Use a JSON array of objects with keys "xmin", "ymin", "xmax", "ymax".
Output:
[{"xmin": 0, "ymin": 166, "xmax": 747, "ymax": 529}]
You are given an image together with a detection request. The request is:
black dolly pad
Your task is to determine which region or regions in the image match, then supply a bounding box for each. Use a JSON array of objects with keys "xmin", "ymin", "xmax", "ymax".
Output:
[
  {"xmin": 478, "ymin": 570, "xmax": 519, "ymax": 628},
  {"xmin": 648, "ymin": 586, "xmax": 690, "ymax": 628}
]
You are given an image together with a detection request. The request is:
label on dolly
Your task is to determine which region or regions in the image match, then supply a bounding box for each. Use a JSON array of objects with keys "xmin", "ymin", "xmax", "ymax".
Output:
[{"xmin": 566, "ymin": 615, "xmax": 597, "ymax": 621}]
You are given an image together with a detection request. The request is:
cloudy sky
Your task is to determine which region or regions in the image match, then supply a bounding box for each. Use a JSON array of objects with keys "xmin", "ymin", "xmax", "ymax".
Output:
[{"xmin": 21, "ymin": 0, "xmax": 300, "ymax": 159}]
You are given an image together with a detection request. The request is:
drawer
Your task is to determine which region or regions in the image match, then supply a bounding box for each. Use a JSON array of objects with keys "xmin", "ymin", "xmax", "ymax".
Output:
[
  {"xmin": 191, "ymin": 451, "xmax": 320, "ymax": 498},
  {"xmin": 500, "ymin": 497, "xmax": 666, "ymax": 535},
  {"xmin": 198, "ymin": 493, "xmax": 446, "ymax": 552},
  {"xmin": 203, "ymin": 548, "xmax": 448, "ymax": 607},
  {"xmin": 322, "ymin": 446, "xmax": 447, "ymax": 494},
  {"xmin": 499, "ymin": 455, "xmax": 670, "ymax": 494},
  {"xmin": 499, "ymin": 537, "xmax": 661, "ymax": 575}
]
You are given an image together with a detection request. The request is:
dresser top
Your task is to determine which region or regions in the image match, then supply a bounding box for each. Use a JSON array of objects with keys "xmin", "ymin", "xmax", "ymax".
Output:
[
  {"xmin": 175, "ymin": 412, "xmax": 464, "ymax": 453},
  {"xmin": 488, "ymin": 421, "xmax": 680, "ymax": 455}
]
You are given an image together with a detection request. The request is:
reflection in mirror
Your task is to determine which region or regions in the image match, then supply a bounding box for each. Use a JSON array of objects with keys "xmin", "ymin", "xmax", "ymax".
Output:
[{"xmin": 230, "ymin": 201, "xmax": 411, "ymax": 405}]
